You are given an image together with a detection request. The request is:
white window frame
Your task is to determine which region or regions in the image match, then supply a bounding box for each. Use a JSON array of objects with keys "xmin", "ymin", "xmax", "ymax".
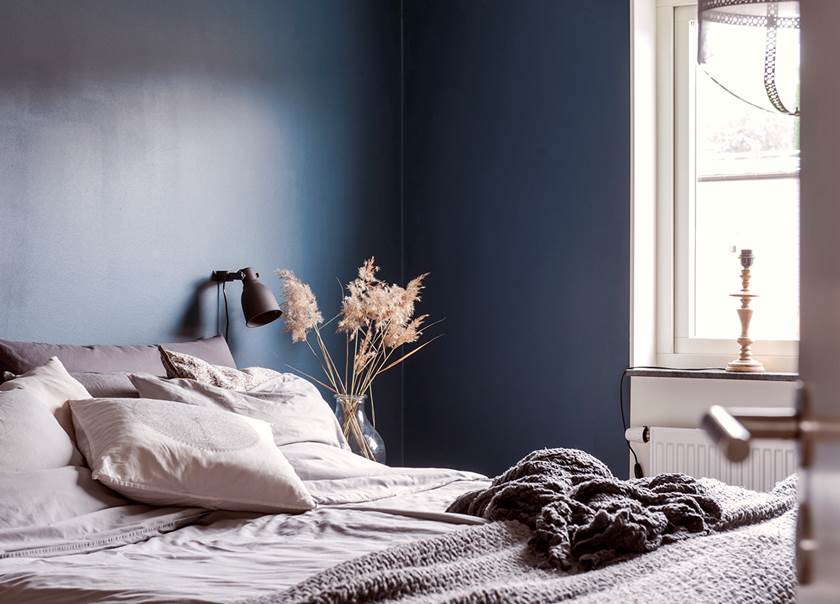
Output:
[{"xmin": 651, "ymin": 0, "xmax": 798, "ymax": 372}]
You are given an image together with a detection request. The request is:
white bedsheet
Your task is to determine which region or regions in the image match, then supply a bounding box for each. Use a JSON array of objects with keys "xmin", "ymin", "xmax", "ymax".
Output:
[{"xmin": 0, "ymin": 444, "xmax": 488, "ymax": 603}]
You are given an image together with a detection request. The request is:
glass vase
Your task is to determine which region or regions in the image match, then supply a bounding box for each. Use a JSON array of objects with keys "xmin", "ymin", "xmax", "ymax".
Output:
[{"xmin": 334, "ymin": 394, "xmax": 386, "ymax": 464}]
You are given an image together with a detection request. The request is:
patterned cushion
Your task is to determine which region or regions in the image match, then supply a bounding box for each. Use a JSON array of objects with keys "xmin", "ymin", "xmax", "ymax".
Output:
[{"xmin": 158, "ymin": 347, "xmax": 278, "ymax": 391}]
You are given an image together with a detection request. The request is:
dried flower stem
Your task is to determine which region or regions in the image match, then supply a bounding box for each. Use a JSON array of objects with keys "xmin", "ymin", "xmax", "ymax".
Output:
[
  {"xmin": 368, "ymin": 385, "xmax": 376, "ymax": 428},
  {"xmin": 286, "ymin": 365, "xmax": 338, "ymax": 394},
  {"xmin": 350, "ymin": 335, "xmax": 359, "ymax": 395},
  {"xmin": 303, "ymin": 337, "xmax": 340, "ymax": 393},
  {"xmin": 314, "ymin": 328, "xmax": 345, "ymax": 393},
  {"xmin": 344, "ymin": 333, "xmax": 350, "ymax": 391}
]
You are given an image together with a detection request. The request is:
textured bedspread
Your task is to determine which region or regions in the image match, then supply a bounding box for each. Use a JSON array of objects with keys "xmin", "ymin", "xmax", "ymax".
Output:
[{"xmin": 257, "ymin": 450, "xmax": 798, "ymax": 604}]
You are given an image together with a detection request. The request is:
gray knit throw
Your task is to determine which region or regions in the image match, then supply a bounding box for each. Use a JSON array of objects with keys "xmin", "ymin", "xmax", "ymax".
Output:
[
  {"xmin": 243, "ymin": 449, "xmax": 797, "ymax": 604},
  {"xmin": 446, "ymin": 448, "xmax": 722, "ymax": 569}
]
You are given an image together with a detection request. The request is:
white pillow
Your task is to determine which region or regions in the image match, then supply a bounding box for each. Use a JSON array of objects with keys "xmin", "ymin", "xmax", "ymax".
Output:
[
  {"xmin": 0, "ymin": 357, "xmax": 91, "ymax": 469},
  {"xmin": 69, "ymin": 398, "xmax": 316, "ymax": 513},
  {"xmin": 0, "ymin": 466, "xmax": 127, "ymax": 530},
  {"xmin": 130, "ymin": 373, "xmax": 349, "ymax": 450}
]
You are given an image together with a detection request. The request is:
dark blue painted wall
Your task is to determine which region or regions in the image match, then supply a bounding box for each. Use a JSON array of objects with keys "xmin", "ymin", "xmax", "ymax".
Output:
[
  {"xmin": 0, "ymin": 0, "xmax": 631, "ymax": 475},
  {"xmin": 402, "ymin": 0, "xmax": 631, "ymax": 476},
  {"xmin": 0, "ymin": 0, "xmax": 405, "ymax": 460}
]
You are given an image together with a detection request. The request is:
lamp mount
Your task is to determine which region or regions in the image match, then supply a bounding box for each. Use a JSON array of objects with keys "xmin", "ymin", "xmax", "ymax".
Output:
[{"xmin": 211, "ymin": 269, "xmax": 251, "ymax": 283}]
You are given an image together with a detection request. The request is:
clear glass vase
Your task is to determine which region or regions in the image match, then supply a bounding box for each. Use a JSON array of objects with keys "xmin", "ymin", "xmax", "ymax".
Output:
[{"xmin": 334, "ymin": 394, "xmax": 386, "ymax": 464}]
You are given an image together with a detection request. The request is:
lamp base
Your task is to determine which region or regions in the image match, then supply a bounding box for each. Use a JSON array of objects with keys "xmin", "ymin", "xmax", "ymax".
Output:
[{"xmin": 726, "ymin": 358, "xmax": 766, "ymax": 373}]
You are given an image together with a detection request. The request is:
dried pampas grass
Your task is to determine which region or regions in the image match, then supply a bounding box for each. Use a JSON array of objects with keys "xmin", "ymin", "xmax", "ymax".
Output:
[{"xmin": 275, "ymin": 258, "xmax": 439, "ymax": 403}]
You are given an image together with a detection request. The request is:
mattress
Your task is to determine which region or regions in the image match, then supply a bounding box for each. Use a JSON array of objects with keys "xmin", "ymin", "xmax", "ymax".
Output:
[{"xmin": 0, "ymin": 442, "xmax": 488, "ymax": 604}]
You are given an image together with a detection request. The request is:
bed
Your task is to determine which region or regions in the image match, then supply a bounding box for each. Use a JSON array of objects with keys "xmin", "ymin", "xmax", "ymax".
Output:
[
  {"xmin": 0, "ymin": 337, "xmax": 797, "ymax": 603},
  {"xmin": 0, "ymin": 445, "xmax": 486, "ymax": 603}
]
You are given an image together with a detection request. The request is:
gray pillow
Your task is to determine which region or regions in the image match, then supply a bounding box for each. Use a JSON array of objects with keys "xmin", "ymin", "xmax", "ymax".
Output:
[
  {"xmin": 70, "ymin": 372, "xmax": 146, "ymax": 399},
  {"xmin": 0, "ymin": 336, "xmax": 235, "ymax": 376}
]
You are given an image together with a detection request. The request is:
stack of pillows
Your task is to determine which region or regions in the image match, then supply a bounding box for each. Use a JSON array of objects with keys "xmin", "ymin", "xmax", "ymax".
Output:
[{"xmin": 0, "ymin": 344, "xmax": 353, "ymax": 514}]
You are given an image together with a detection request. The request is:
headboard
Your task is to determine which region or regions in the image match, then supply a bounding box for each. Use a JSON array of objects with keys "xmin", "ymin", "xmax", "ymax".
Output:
[{"xmin": 0, "ymin": 336, "xmax": 235, "ymax": 377}]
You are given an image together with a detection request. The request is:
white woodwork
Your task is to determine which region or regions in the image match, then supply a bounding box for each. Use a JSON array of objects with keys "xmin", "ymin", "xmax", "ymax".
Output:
[
  {"xmin": 630, "ymin": 0, "xmax": 658, "ymax": 367},
  {"xmin": 798, "ymin": 1, "xmax": 840, "ymax": 599}
]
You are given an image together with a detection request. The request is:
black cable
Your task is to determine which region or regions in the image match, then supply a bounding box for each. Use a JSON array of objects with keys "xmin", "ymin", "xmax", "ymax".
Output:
[
  {"xmin": 619, "ymin": 369, "xmax": 641, "ymax": 476},
  {"xmin": 216, "ymin": 283, "xmax": 226, "ymax": 338},
  {"xmin": 620, "ymin": 365, "xmax": 724, "ymax": 479},
  {"xmin": 222, "ymin": 281, "xmax": 230, "ymax": 342}
]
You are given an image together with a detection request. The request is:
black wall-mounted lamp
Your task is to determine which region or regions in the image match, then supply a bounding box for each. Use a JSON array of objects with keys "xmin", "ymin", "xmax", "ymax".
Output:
[{"xmin": 211, "ymin": 267, "xmax": 282, "ymax": 339}]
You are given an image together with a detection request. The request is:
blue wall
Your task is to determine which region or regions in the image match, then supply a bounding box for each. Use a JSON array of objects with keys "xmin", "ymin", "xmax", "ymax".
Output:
[
  {"xmin": 0, "ymin": 0, "xmax": 631, "ymax": 475},
  {"xmin": 402, "ymin": 0, "xmax": 631, "ymax": 476},
  {"xmin": 0, "ymin": 0, "xmax": 405, "ymax": 459}
]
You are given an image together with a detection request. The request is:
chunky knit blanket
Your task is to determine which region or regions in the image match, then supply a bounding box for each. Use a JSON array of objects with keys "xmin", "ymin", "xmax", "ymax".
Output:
[
  {"xmin": 247, "ymin": 449, "xmax": 798, "ymax": 604},
  {"xmin": 447, "ymin": 448, "xmax": 726, "ymax": 570}
]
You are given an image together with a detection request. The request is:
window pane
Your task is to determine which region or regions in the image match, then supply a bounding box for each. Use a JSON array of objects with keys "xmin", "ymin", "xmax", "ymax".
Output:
[
  {"xmin": 692, "ymin": 40, "xmax": 800, "ymax": 342},
  {"xmin": 693, "ymin": 178, "xmax": 799, "ymax": 340},
  {"xmin": 697, "ymin": 67, "xmax": 799, "ymax": 177}
]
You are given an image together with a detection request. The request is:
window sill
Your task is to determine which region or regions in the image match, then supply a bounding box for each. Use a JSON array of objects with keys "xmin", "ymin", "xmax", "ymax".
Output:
[
  {"xmin": 627, "ymin": 368, "xmax": 798, "ymax": 382},
  {"xmin": 654, "ymin": 352, "xmax": 798, "ymax": 374}
]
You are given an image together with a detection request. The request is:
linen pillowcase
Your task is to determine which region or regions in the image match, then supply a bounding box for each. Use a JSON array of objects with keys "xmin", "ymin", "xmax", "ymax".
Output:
[
  {"xmin": 0, "ymin": 466, "xmax": 128, "ymax": 530},
  {"xmin": 0, "ymin": 358, "xmax": 91, "ymax": 469},
  {"xmin": 0, "ymin": 389, "xmax": 85, "ymax": 470},
  {"xmin": 129, "ymin": 373, "xmax": 349, "ymax": 451},
  {"xmin": 69, "ymin": 397, "xmax": 316, "ymax": 513}
]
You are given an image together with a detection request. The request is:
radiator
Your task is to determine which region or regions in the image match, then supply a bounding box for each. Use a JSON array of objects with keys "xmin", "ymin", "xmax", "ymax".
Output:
[{"xmin": 647, "ymin": 427, "xmax": 797, "ymax": 492}]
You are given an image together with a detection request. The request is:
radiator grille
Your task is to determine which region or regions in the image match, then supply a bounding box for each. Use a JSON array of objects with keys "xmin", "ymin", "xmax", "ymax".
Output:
[{"xmin": 648, "ymin": 427, "xmax": 797, "ymax": 492}]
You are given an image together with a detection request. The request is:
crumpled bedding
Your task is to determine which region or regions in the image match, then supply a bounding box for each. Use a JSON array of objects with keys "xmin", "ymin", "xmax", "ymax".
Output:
[
  {"xmin": 0, "ymin": 444, "xmax": 799, "ymax": 604},
  {"xmin": 0, "ymin": 465, "xmax": 208, "ymax": 560},
  {"xmin": 0, "ymin": 442, "xmax": 487, "ymax": 603}
]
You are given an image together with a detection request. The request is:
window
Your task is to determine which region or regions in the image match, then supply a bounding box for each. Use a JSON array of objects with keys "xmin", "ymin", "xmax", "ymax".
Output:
[{"xmin": 656, "ymin": 2, "xmax": 799, "ymax": 371}]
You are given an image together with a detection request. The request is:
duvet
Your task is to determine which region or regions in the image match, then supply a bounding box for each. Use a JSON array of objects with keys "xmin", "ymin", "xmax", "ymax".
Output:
[{"xmin": 0, "ymin": 442, "xmax": 486, "ymax": 603}]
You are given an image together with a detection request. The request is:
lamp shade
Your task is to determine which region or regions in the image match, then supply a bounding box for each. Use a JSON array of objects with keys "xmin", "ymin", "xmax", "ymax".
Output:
[
  {"xmin": 239, "ymin": 267, "xmax": 283, "ymax": 328},
  {"xmin": 698, "ymin": 0, "xmax": 800, "ymax": 116}
]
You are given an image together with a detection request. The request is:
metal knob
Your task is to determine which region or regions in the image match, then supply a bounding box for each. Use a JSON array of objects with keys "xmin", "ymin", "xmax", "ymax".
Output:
[
  {"xmin": 701, "ymin": 405, "xmax": 800, "ymax": 462},
  {"xmin": 701, "ymin": 405, "xmax": 752, "ymax": 462}
]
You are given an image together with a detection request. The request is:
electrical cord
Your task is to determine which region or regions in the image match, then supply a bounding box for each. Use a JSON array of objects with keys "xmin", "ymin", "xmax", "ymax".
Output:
[
  {"xmin": 216, "ymin": 283, "xmax": 221, "ymax": 337},
  {"xmin": 222, "ymin": 281, "xmax": 230, "ymax": 342},
  {"xmin": 620, "ymin": 365, "xmax": 724, "ymax": 478}
]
